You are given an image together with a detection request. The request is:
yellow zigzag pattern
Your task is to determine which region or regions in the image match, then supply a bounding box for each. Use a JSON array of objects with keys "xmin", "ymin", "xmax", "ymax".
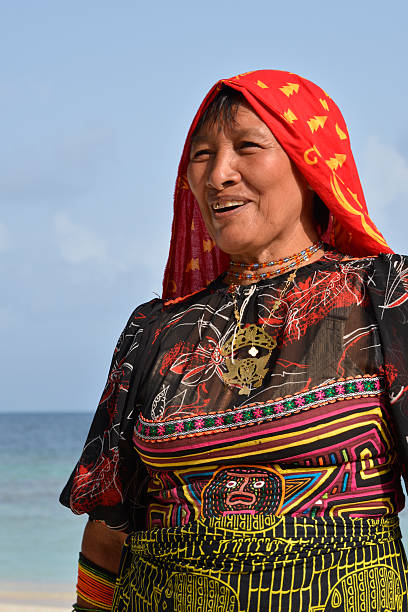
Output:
[
  {"xmin": 279, "ymin": 82, "xmax": 299, "ymax": 97},
  {"xmin": 307, "ymin": 115, "xmax": 328, "ymax": 133}
]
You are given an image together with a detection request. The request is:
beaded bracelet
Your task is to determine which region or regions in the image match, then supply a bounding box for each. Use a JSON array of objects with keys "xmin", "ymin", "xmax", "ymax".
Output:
[{"xmin": 76, "ymin": 552, "xmax": 117, "ymax": 611}]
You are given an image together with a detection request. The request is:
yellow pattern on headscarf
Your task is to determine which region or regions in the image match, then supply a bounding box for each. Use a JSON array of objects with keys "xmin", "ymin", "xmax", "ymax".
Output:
[
  {"xmin": 279, "ymin": 83, "xmax": 300, "ymax": 97},
  {"xmin": 307, "ymin": 116, "xmax": 328, "ymax": 133},
  {"xmin": 330, "ymin": 173, "xmax": 388, "ymax": 247}
]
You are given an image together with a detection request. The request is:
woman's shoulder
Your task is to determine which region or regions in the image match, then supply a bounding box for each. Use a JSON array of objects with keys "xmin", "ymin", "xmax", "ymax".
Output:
[
  {"xmin": 113, "ymin": 298, "xmax": 164, "ymax": 360},
  {"xmin": 121, "ymin": 281, "xmax": 225, "ymax": 336},
  {"xmin": 127, "ymin": 296, "xmax": 164, "ymax": 323},
  {"xmin": 373, "ymin": 252, "xmax": 408, "ymax": 265},
  {"xmin": 332, "ymin": 251, "xmax": 408, "ymax": 273},
  {"xmin": 341, "ymin": 252, "xmax": 408, "ymax": 303},
  {"xmin": 361, "ymin": 252, "xmax": 408, "ymax": 275},
  {"xmin": 369, "ymin": 253, "xmax": 408, "ymax": 299},
  {"xmin": 162, "ymin": 280, "xmax": 225, "ymax": 312}
]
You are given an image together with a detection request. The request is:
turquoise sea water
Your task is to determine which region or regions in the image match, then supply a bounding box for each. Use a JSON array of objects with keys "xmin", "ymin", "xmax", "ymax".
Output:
[
  {"xmin": 2, "ymin": 412, "xmax": 408, "ymax": 586},
  {"xmin": 1, "ymin": 412, "xmax": 90, "ymax": 586}
]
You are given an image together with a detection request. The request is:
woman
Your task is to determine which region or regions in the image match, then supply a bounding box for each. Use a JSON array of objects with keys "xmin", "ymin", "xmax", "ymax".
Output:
[{"xmin": 61, "ymin": 70, "xmax": 408, "ymax": 611}]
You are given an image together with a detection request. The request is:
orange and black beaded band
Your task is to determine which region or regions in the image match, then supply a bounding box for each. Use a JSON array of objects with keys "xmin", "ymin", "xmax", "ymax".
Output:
[{"xmin": 76, "ymin": 553, "xmax": 117, "ymax": 611}]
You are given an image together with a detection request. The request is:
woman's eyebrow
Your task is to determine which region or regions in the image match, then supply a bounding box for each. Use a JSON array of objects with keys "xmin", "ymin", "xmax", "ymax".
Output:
[
  {"xmin": 190, "ymin": 134, "xmax": 208, "ymax": 146},
  {"xmin": 191, "ymin": 126, "xmax": 271, "ymax": 145},
  {"xmin": 232, "ymin": 126, "xmax": 272, "ymax": 140}
]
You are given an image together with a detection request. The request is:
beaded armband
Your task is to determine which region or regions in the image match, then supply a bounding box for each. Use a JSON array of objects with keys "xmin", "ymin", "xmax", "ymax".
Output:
[{"xmin": 76, "ymin": 552, "xmax": 117, "ymax": 611}]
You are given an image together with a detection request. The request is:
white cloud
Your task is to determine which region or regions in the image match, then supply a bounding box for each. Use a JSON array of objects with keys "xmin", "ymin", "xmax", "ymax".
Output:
[
  {"xmin": 362, "ymin": 138, "xmax": 408, "ymax": 217},
  {"xmin": 54, "ymin": 211, "xmax": 107, "ymax": 264}
]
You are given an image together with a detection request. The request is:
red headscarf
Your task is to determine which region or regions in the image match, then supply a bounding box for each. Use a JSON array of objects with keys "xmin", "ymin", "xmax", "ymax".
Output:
[{"xmin": 163, "ymin": 69, "xmax": 392, "ymax": 300}]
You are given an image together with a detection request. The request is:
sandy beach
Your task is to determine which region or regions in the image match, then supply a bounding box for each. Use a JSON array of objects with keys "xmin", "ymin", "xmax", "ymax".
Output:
[
  {"xmin": 0, "ymin": 604, "xmax": 67, "ymax": 612},
  {"xmin": 0, "ymin": 582, "xmax": 74, "ymax": 611}
]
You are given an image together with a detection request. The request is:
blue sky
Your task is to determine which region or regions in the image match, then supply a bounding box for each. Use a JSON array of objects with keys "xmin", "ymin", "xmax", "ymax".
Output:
[{"xmin": 1, "ymin": 1, "xmax": 407, "ymax": 412}]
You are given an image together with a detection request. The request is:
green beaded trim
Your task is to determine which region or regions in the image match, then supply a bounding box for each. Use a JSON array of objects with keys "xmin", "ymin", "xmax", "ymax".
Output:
[{"xmin": 135, "ymin": 376, "xmax": 383, "ymax": 442}]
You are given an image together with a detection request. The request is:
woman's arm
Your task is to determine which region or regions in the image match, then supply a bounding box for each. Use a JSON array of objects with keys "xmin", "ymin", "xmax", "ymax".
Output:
[{"xmin": 76, "ymin": 520, "xmax": 127, "ymax": 609}]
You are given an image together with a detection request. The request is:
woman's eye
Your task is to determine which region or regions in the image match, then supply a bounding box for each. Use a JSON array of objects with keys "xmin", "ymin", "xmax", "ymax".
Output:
[
  {"xmin": 239, "ymin": 141, "xmax": 260, "ymax": 151},
  {"xmin": 191, "ymin": 148, "xmax": 211, "ymax": 160}
]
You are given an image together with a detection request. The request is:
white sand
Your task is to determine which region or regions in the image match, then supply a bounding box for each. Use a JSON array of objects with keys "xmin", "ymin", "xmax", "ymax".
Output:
[
  {"xmin": 0, "ymin": 606, "xmax": 67, "ymax": 612},
  {"xmin": 0, "ymin": 582, "xmax": 74, "ymax": 610}
]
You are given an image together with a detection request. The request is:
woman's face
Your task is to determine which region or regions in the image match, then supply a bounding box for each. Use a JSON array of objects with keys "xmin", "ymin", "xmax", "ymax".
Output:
[{"xmin": 187, "ymin": 103, "xmax": 317, "ymax": 262}]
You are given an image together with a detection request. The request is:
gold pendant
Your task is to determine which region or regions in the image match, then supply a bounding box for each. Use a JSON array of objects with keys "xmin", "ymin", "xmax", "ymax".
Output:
[{"xmin": 221, "ymin": 324, "xmax": 276, "ymax": 394}]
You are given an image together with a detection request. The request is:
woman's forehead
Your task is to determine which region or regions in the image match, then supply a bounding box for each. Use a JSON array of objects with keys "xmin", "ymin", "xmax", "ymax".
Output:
[{"xmin": 191, "ymin": 105, "xmax": 274, "ymax": 143}]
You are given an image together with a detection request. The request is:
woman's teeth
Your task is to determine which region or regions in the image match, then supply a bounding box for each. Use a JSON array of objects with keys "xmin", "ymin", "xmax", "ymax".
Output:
[{"xmin": 212, "ymin": 201, "xmax": 247, "ymax": 211}]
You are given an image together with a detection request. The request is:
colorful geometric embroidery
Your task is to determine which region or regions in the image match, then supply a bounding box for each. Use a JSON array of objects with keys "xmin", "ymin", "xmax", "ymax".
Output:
[
  {"xmin": 135, "ymin": 375, "xmax": 383, "ymax": 442},
  {"xmin": 139, "ymin": 396, "xmax": 403, "ymax": 529},
  {"xmin": 201, "ymin": 465, "xmax": 284, "ymax": 518}
]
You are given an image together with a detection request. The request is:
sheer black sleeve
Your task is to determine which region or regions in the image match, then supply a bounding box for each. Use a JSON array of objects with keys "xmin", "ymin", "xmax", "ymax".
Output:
[
  {"xmin": 59, "ymin": 299, "xmax": 162, "ymax": 531},
  {"xmin": 368, "ymin": 254, "xmax": 408, "ymax": 488}
]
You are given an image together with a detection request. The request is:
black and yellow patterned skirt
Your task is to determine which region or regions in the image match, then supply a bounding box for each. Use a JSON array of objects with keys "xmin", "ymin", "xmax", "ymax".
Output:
[{"xmin": 113, "ymin": 515, "xmax": 408, "ymax": 611}]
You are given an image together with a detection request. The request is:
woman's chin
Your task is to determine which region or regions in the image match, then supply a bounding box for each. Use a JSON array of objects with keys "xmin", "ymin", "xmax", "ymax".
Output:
[
  {"xmin": 214, "ymin": 236, "xmax": 258, "ymax": 258},
  {"xmin": 211, "ymin": 224, "xmax": 273, "ymax": 258}
]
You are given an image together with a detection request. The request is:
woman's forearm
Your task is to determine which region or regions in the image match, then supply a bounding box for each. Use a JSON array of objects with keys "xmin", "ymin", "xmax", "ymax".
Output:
[
  {"xmin": 81, "ymin": 520, "xmax": 127, "ymax": 573},
  {"xmin": 76, "ymin": 520, "xmax": 127, "ymax": 609}
]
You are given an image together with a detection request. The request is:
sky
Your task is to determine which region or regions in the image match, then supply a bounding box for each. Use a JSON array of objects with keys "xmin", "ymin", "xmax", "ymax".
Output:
[{"xmin": 1, "ymin": 0, "xmax": 407, "ymax": 413}]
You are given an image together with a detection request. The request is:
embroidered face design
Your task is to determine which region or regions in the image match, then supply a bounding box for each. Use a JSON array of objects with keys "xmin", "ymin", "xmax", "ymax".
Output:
[
  {"xmin": 201, "ymin": 465, "xmax": 284, "ymax": 517},
  {"xmin": 221, "ymin": 324, "xmax": 276, "ymax": 395}
]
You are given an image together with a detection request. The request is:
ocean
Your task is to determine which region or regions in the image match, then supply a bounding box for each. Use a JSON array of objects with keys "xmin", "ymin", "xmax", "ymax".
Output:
[
  {"xmin": 2, "ymin": 412, "xmax": 408, "ymax": 587},
  {"xmin": 0, "ymin": 413, "xmax": 90, "ymax": 587}
]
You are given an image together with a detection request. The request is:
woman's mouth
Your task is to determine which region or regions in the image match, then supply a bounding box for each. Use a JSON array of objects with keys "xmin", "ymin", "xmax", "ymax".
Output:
[{"xmin": 211, "ymin": 200, "xmax": 250, "ymax": 214}]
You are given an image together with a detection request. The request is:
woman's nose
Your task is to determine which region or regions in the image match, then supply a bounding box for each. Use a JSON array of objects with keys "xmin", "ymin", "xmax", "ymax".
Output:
[{"xmin": 206, "ymin": 151, "xmax": 240, "ymax": 190}]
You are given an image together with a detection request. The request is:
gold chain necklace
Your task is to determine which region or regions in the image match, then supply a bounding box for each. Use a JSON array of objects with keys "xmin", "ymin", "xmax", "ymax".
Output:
[{"xmin": 221, "ymin": 270, "xmax": 297, "ymax": 395}]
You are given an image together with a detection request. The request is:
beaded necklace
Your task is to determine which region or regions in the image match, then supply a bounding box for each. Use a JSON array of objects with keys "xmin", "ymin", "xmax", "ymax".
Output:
[
  {"xmin": 227, "ymin": 240, "xmax": 322, "ymax": 282},
  {"xmin": 221, "ymin": 241, "xmax": 322, "ymax": 395}
]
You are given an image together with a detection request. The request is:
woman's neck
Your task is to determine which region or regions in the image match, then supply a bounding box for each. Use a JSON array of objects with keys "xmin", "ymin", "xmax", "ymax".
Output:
[{"xmin": 224, "ymin": 240, "xmax": 325, "ymax": 286}]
